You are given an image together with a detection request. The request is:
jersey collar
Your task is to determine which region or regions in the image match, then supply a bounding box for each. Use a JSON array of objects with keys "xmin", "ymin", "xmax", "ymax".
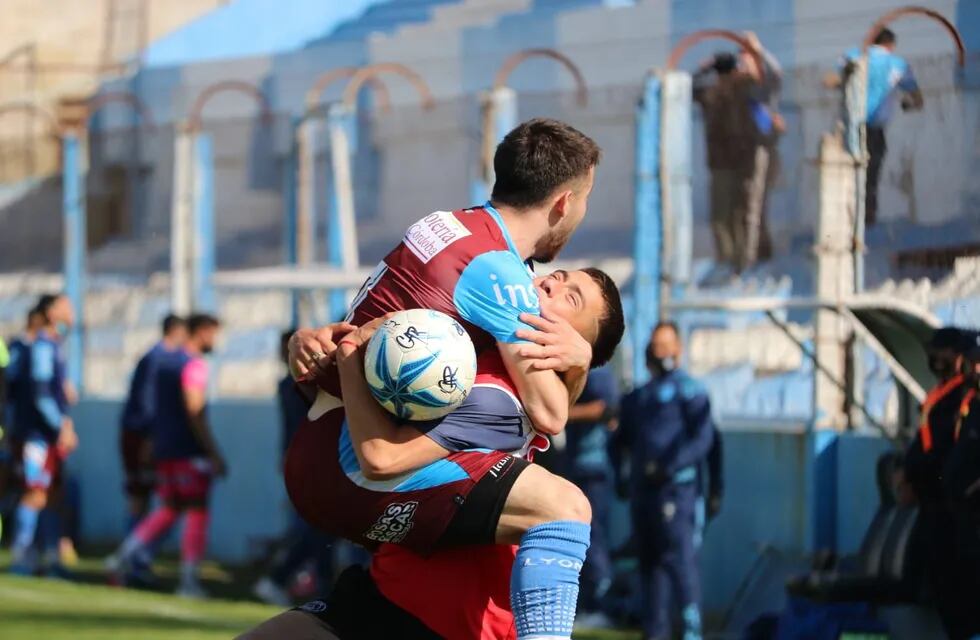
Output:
[{"xmin": 483, "ymin": 201, "xmax": 522, "ymax": 259}]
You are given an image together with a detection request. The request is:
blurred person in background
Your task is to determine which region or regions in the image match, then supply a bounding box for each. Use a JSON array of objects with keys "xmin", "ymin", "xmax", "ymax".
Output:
[
  {"xmin": 107, "ymin": 313, "xmax": 226, "ymax": 598},
  {"xmin": 252, "ymin": 330, "xmax": 334, "ymax": 606},
  {"xmin": 8, "ymin": 294, "xmax": 78, "ymax": 577},
  {"xmin": 119, "ymin": 314, "xmax": 187, "ymax": 529},
  {"xmin": 612, "ymin": 321, "xmax": 715, "ymax": 640},
  {"xmin": 942, "ymin": 331, "xmax": 980, "ymax": 639},
  {"xmin": 694, "ymin": 47, "xmax": 768, "ymax": 281},
  {"xmin": 828, "ymin": 28, "xmax": 923, "ymax": 225},
  {"xmin": 903, "ymin": 327, "xmax": 974, "ymax": 639},
  {"xmin": 565, "ymin": 363, "xmax": 619, "ymax": 629},
  {"xmin": 116, "ymin": 313, "xmax": 187, "ymax": 584},
  {"xmin": 738, "ymin": 31, "xmax": 784, "ymax": 264},
  {"xmin": 0, "ymin": 308, "xmax": 46, "ymax": 519}
]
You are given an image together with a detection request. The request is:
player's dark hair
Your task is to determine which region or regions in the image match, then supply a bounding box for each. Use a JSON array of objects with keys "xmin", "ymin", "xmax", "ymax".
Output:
[
  {"xmin": 162, "ymin": 314, "xmax": 186, "ymax": 336},
  {"xmin": 187, "ymin": 313, "xmax": 220, "ymax": 335},
  {"xmin": 491, "ymin": 118, "xmax": 601, "ymax": 209},
  {"xmin": 873, "ymin": 28, "xmax": 896, "ymax": 46},
  {"xmin": 583, "ymin": 268, "xmax": 624, "ymax": 369},
  {"xmin": 34, "ymin": 293, "xmax": 64, "ymax": 321},
  {"xmin": 713, "ymin": 52, "xmax": 737, "ymax": 75},
  {"xmin": 653, "ymin": 320, "xmax": 680, "ymax": 337}
]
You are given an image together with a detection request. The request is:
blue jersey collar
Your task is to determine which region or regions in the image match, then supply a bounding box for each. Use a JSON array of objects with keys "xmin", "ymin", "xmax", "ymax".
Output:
[{"xmin": 483, "ymin": 201, "xmax": 522, "ymax": 259}]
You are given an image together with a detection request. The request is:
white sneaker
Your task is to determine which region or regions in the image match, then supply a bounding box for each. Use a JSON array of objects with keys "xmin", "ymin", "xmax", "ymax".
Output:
[
  {"xmin": 574, "ymin": 611, "xmax": 615, "ymax": 630},
  {"xmin": 253, "ymin": 576, "xmax": 292, "ymax": 606},
  {"xmin": 175, "ymin": 581, "xmax": 209, "ymax": 600}
]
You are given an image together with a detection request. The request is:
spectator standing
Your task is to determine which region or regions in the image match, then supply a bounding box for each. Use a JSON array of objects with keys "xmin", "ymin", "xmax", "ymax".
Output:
[
  {"xmin": 565, "ymin": 364, "xmax": 618, "ymax": 627},
  {"xmin": 612, "ymin": 322, "xmax": 715, "ymax": 640},
  {"xmin": 738, "ymin": 31, "xmax": 784, "ymax": 263},
  {"xmin": 253, "ymin": 331, "xmax": 334, "ymax": 606},
  {"xmin": 107, "ymin": 313, "xmax": 226, "ymax": 598},
  {"xmin": 834, "ymin": 28, "xmax": 923, "ymax": 225},
  {"xmin": 694, "ymin": 50, "xmax": 764, "ymax": 279}
]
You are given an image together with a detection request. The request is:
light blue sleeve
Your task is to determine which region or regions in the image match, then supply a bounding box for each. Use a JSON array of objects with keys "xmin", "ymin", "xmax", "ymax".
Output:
[
  {"xmin": 453, "ymin": 250, "xmax": 539, "ymax": 344},
  {"xmin": 31, "ymin": 341, "xmax": 63, "ymax": 430}
]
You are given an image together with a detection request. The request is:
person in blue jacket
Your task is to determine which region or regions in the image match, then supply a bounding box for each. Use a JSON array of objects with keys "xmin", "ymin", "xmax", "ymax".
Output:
[{"xmin": 612, "ymin": 321, "xmax": 715, "ymax": 640}]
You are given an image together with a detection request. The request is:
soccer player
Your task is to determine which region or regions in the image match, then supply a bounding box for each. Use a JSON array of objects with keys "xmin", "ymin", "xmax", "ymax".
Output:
[
  {"xmin": 107, "ymin": 313, "xmax": 226, "ymax": 598},
  {"xmin": 9, "ymin": 294, "xmax": 78, "ymax": 576},
  {"xmin": 120, "ymin": 314, "xmax": 187, "ymax": 531},
  {"xmin": 289, "ymin": 118, "xmax": 606, "ymax": 638}
]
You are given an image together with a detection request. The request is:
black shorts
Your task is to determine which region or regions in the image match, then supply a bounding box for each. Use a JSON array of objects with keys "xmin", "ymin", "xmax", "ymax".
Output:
[
  {"xmin": 236, "ymin": 565, "xmax": 440, "ymax": 640},
  {"xmin": 438, "ymin": 454, "xmax": 529, "ymax": 547}
]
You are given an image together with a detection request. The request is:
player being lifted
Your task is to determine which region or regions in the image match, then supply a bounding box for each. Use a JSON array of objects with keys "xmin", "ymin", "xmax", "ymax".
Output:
[{"xmin": 286, "ymin": 118, "xmax": 622, "ymax": 639}]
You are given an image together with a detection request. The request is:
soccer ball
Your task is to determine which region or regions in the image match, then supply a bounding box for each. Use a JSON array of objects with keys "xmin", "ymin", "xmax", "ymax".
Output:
[{"xmin": 363, "ymin": 309, "xmax": 477, "ymax": 421}]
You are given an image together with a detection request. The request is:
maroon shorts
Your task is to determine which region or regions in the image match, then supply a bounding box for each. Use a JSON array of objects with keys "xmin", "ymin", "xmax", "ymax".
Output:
[
  {"xmin": 120, "ymin": 429, "xmax": 155, "ymax": 498},
  {"xmin": 285, "ymin": 407, "xmax": 527, "ymax": 555},
  {"xmin": 156, "ymin": 458, "xmax": 213, "ymax": 506}
]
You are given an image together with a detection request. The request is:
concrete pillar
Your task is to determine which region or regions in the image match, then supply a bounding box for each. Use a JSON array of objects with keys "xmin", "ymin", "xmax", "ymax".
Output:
[
  {"xmin": 170, "ymin": 129, "xmax": 194, "ymax": 315},
  {"xmin": 813, "ymin": 132, "xmax": 856, "ymax": 432}
]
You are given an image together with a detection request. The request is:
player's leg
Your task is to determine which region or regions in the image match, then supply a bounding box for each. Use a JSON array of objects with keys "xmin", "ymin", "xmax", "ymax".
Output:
[
  {"xmin": 10, "ymin": 440, "xmax": 52, "ymax": 574},
  {"xmin": 665, "ymin": 484, "xmax": 703, "ymax": 640},
  {"xmin": 174, "ymin": 459, "xmax": 214, "ymax": 598},
  {"xmin": 107, "ymin": 461, "xmax": 181, "ymax": 582},
  {"xmin": 500, "ymin": 464, "xmax": 592, "ymax": 640}
]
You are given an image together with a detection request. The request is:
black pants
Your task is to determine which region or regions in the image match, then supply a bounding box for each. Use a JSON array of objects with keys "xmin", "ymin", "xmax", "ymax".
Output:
[
  {"xmin": 866, "ymin": 126, "xmax": 886, "ymax": 226},
  {"xmin": 238, "ymin": 565, "xmax": 441, "ymax": 640}
]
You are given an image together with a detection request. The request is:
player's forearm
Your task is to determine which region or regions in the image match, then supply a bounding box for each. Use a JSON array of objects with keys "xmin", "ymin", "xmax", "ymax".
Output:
[
  {"xmin": 187, "ymin": 413, "xmax": 222, "ymax": 459},
  {"xmin": 568, "ymin": 399, "xmax": 606, "ymax": 424},
  {"xmin": 519, "ymin": 370, "xmax": 570, "ymax": 436},
  {"xmin": 337, "ymin": 352, "xmax": 439, "ymax": 478}
]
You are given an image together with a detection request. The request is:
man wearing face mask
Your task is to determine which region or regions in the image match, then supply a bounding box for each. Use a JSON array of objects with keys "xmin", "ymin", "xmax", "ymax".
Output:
[
  {"xmin": 107, "ymin": 313, "xmax": 226, "ymax": 599},
  {"xmin": 939, "ymin": 331, "xmax": 980, "ymax": 640},
  {"xmin": 611, "ymin": 321, "xmax": 715, "ymax": 640},
  {"xmin": 903, "ymin": 327, "xmax": 974, "ymax": 639}
]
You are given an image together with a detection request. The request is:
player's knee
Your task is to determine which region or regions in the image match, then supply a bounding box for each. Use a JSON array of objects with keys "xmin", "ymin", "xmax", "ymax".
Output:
[
  {"xmin": 23, "ymin": 488, "xmax": 48, "ymax": 510},
  {"xmin": 539, "ymin": 476, "xmax": 591, "ymax": 526}
]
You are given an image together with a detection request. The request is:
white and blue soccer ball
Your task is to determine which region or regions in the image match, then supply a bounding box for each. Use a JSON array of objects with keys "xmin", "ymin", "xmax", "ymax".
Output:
[{"xmin": 363, "ymin": 309, "xmax": 477, "ymax": 421}]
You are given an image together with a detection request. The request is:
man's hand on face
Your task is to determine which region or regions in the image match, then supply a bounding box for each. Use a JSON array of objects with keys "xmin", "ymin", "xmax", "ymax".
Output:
[
  {"xmin": 514, "ymin": 312, "xmax": 592, "ymax": 374},
  {"xmin": 288, "ymin": 322, "xmax": 357, "ymax": 381}
]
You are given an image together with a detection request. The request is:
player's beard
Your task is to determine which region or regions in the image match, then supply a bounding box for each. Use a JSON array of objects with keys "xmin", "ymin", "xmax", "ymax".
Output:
[{"xmin": 532, "ymin": 223, "xmax": 574, "ymax": 264}]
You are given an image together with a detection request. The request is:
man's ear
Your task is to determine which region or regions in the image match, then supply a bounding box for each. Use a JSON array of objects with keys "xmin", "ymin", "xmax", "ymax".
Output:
[{"xmin": 550, "ymin": 190, "xmax": 572, "ymax": 223}]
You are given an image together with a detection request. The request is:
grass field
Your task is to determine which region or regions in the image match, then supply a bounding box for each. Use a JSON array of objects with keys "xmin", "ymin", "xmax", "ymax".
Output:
[{"xmin": 0, "ymin": 552, "xmax": 639, "ymax": 639}]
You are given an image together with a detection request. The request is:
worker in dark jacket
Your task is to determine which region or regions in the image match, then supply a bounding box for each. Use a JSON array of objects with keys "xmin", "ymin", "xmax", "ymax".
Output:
[
  {"xmin": 904, "ymin": 327, "xmax": 973, "ymax": 639},
  {"xmin": 938, "ymin": 330, "xmax": 980, "ymax": 640},
  {"xmin": 612, "ymin": 321, "xmax": 715, "ymax": 640}
]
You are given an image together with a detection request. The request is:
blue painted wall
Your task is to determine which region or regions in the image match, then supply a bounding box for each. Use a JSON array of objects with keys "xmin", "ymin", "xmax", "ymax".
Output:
[{"xmin": 67, "ymin": 400, "xmax": 891, "ymax": 617}]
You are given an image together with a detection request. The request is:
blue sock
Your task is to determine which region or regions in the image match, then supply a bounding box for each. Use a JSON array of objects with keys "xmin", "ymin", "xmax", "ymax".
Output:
[
  {"xmin": 12, "ymin": 504, "xmax": 41, "ymax": 564},
  {"xmin": 38, "ymin": 508, "xmax": 61, "ymax": 564},
  {"xmin": 511, "ymin": 521, "xmax": 590, "ymax": 639}
]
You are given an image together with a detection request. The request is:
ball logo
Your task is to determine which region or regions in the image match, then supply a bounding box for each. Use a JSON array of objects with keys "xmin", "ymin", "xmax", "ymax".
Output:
[
  {"xmin": 395, "ymin": 325, "xmax": 427, "ymax": 349},
  {"xmin": 438, "ymin": 366, "xmax": 459, "ymax": 394},
  {"xmin": 490, "ymin": 273, "xmax": 539, "ymax": 310}
]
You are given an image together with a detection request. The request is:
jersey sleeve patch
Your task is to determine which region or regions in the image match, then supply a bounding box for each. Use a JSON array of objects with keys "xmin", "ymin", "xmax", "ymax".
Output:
[
  {"xmin": 403, "ymin": 211, "xmax": 472, "ymax": 264},
  {"xmin": 453, "ymin": 250, "xmax": 539, "ymax": 343}
]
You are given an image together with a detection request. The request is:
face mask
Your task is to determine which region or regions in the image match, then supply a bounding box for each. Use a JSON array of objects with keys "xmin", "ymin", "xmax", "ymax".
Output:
[
  {"xmin": 647, "ymin": 348, "xmax": 676, "ymax": 377},
  {"xmin": 55, "ymin": 322, "xmax": 69, "ymax": 336},
  {"xmin": 201, "ymin": 344, "xmax": 214, "ymax": 355},
  {"xmin": 928, "ymin": 354, "xmax": 956, "ymax": 379}
]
